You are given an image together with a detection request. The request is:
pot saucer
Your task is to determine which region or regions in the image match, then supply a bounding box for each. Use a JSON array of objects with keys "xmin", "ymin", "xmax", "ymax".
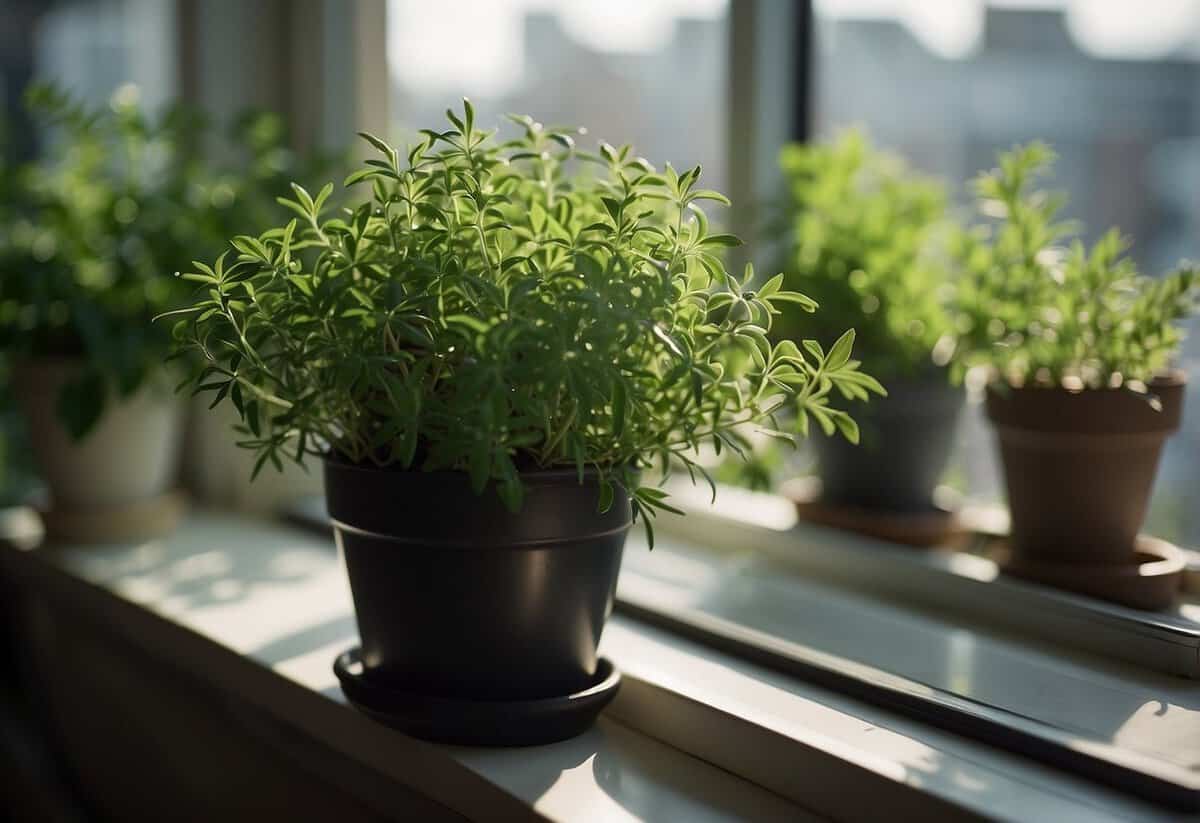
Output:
[
  {"xmin": 333, "ymin": 648, "xmax": 620, "ymax": 746},
  {"xmin": 39, "ymin": 490, "xmax": 187, "ymax": 544},
  {"xmin": 999, "ymin": 535, "xmax": 1185, "ymax": 610},
  {"xmin": 783, "ymin": 478, "xmax": 964, "ymax": 547}
]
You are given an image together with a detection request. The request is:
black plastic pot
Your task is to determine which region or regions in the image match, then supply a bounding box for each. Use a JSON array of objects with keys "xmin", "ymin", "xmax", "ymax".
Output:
[
  {"xmin": 324, "ymin": 460, "xmax": 631, "ymax": 702},
  {"xmin": 813, "ymin": 378, "xmax": 964, "ymax": 511}
]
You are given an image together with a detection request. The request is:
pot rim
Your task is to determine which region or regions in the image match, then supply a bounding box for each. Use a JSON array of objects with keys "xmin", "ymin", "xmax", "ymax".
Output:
[
  {"xmin": 985, "ymin": 368, "xmax": 1188, "ymax": 395},
  {"xmin": 984, "ymin": 369, "xmax": 1187, "ymax": 435},
  {"xmin": 322, "ymin": 457, "xmax": 635, "ymax": 545},
  {"xmin": 322, "ymin": 455, "xmax": 625, "ymax": 484}
]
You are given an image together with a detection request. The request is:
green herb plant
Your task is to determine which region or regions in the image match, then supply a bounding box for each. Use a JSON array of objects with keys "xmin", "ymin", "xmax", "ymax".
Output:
[
  {"xmin": 950, "ymin": 142, "xmax": 1199, "ymax": 392},
  {"xmin": 772, "ymin": 130, "xmax": 951, "ymax": 378},
  {"xmin": 0, "ymin": 84, "xmax": 336, "ymax": 437},
  {"xmin": 170, "ymin": 101, "xmax": 884, "ymax": 544}
]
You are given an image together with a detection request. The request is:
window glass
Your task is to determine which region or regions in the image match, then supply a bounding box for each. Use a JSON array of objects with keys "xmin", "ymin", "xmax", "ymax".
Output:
[
  {"xmin": 1, "ymin": 0, "xmax": 178, "ymax": 136},
  {"xmin": 32, "ymin": 0, "xmax": 177, "ymax": 109},
  {"xmin": 814, "ymin": 0, "xmax": 1200, "ymax": 546},
  {"xmin": 387, "ymin": 0, "xmax": 729, "ymax": 191}
]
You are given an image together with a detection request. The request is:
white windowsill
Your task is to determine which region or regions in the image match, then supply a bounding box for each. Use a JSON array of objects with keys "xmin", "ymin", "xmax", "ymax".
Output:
[{"xmin": 0, "ymin": 509, "xmax": 1192, "ymax": 821}]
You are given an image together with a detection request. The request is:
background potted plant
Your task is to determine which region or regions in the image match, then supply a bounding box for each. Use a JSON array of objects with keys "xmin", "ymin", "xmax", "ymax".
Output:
[
  {"xmin": 770, "ymin": 132, "xmax": 962, "ymax": 542},
  {"xmin": 951, "ymin": 142, "xmax": 1198, "ymax": 608},
  {"xmin": 0, "ymin": 85, "xmax": 203, "ymax": 539},
  {"xmin": 171, "ymin": 101, "xmax": 882, "ymax": 744},
  {"xmin": 0, "ymin": 86, "xmax": 337, "ymax": 535}
]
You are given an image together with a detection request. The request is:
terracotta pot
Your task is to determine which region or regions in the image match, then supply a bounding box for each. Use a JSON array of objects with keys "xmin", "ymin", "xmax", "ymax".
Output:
[
  {"xmin": 985, "ymin": 374, "xmax": 1185, "ymax": 564},
  {"xmin": 14, "ymin": 359, "xmax": 185, "ymax": 512}
]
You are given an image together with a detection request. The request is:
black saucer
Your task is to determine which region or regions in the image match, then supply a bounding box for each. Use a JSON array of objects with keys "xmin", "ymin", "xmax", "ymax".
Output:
[{"xmin": 333, "ymin": 648, "xmax": 621, "ymax": 747}]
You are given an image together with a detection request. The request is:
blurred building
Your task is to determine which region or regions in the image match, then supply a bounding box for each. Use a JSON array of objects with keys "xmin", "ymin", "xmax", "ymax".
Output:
[
  {"xmin": 388, "ymin": 1, "xmax": 730, "ymax": 192},
  {"xmin": 818, "ymin": 6, "xmax": 1200, "ymax": 271}
]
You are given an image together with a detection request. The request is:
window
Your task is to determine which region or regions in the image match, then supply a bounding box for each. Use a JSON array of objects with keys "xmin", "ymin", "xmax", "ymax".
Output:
[
  {"xmin": 4, "ymin": 3, "xmax": 1199, "ymax": 817},
  {"xmin": 386, "ymin": 0, "xmax": 730, "ymax": 191},
  {"xmin": 1, "ymin": 0, "xmax": 179, "ymax": 133},
  {"xmin": 31, "ymin": 0, "xmax": 178, "ymax": 110},
  {"xmin": 812, "ymin": 0, "xmax": 1200, "ymax": 546}
]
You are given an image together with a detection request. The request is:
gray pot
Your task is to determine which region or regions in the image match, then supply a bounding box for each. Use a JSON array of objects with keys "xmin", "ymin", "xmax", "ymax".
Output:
[{"xmin": 814, "ymin": 378, "xmax": 964, "ymax": 511}]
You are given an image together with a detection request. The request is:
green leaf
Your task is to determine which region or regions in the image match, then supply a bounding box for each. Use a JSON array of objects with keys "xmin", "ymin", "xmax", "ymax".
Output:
[
  {"xmin": 700, "ymin": 234, "xmax": 742, "ymax": 248},
  {"xmin": 358, "ymin": 131, "xmax": 396, "ymax": 164},
  {"xmin": 757, "ymin": 428, "xmax": 796, "ymax": 446},
  {"xmin": 289, "ymin": 182, "xmax": 315, "ymax": 212},
  {"xmin": 833, "ymin": 412, "xmax": 859, "ymax": 444},
  {"xmin": 794, "ymin": 409, "xmax": 810, "ymax": 438},
  {"xmin": 758, "ymin": 273, "xmax": 784, "ymax": 297},
  {"xmin": 689, "ymin": 189, "xmax": 731, "ymax": 206},
  {"xmin": 598, "ymin": 479, "xmax": 615, "ymax": 514},
  {"xmin": 638, "ymin": 501, "xmax": 656, "ymax": 550},
  {"xmin": 808, "ymin": 404, "xmax": 836, "ymax": 436},
  {"xmin": 652, "ymin": 325, "xmax": 686, "ymax": 359},
  {"xmin": 611, "ymin": 379, "xmax": 626, "ymax": 437},
  {"xmin": 768, "ymin": 291, "xmax": 818, "ymax": 313},
  {"xmin": 826, "ymin": 329, "xmax": 856, "ymax": 371},
  {"xmin": 462, "ymin": 97, "xmax": 475, "ymax": 133},
  {"xmin": 445, "ymin": 314, "xmax": 489, "ymax": 334}
]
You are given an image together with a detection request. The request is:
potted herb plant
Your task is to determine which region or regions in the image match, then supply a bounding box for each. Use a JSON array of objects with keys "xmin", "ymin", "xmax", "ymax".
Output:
[
  {"xmin": 952, "ymin": 142, "xmax": 1198, "ymax": 608},
  {"xmin": 771, "ymin": 132, "xmax": 961, "ymax": 541},
  {"xmin": 171, "ymin": 102, "xmax": 882, "ymax": 744},
  {"xmin": 0, "ymin": 86, "xmax": 206, "ymax": 539}
]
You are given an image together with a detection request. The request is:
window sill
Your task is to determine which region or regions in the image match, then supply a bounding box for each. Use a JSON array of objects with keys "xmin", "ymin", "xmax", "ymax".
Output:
[
  {"xmin": 649, "ymin": 481, "xmax": 1200, "ymax": 679},
  {"xmin": 0, "ymin": 508, "xmax": 1191, "ymax": 821}
]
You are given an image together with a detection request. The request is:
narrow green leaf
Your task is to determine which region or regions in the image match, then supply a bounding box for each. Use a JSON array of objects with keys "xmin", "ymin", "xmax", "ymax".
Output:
[
  {"xmin": 827, "ymin": 329, "xmax": 856, "ymax": 370},
  {"xmin": 598, "ymin": 479, "xmax": 615, "ymax": 514}
]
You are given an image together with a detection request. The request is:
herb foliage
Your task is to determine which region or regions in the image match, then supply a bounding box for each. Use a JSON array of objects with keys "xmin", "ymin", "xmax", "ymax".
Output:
[
  {"xmin": 0, "ymin": 84, "xmax": 335, "ymax": 437},
  {"xmin": 772, "ymin": 131, "xmax": 951, "ymax": 378},
  {"xmin": 172, "ymin": 102, "xmax": 883, "ymax": 542},
  {"xmin": 951, "ymin": 143, "xmax": 1198, "ymax": 390}
]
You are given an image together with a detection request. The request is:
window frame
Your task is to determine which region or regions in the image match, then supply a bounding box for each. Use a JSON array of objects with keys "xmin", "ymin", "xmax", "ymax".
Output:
[{"xmin": 176, "ymin": 0, "xmax": 388, "ymax": 155}]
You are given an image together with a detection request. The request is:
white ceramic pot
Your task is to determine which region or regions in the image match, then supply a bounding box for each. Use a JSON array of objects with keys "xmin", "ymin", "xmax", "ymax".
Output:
[
  {"xmin": 15, "ymin": 359, "xmax": 185, "ymax": 510},
  {"xmin": 183, "ymin": 395, "xmax": 322, "ymax": 513}
]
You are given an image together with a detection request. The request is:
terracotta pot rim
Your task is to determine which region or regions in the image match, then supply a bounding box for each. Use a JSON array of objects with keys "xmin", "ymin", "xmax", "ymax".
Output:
[
  {"xmin": 985, "ymin": 371, "xmax": 1186, "ymax": 435},
  {"xmin": 986, "ymin": 369, "xmax": 1187, "ymax": 395}
]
